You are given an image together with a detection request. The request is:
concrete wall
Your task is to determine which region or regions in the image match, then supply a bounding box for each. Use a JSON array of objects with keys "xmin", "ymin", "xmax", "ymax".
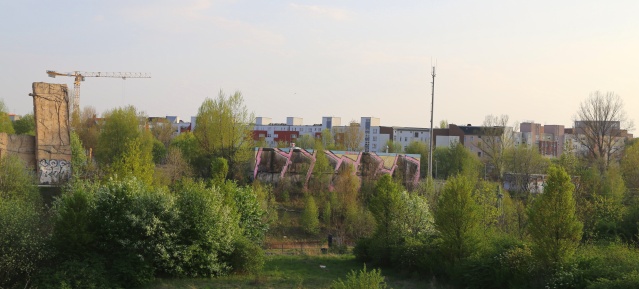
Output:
[
  {"xmin": 32, "ymin": 82, "xmax": 72, "ymax": 185},
  {"xmin": 0, "ymin": 133, "xmax": 36, "ymax": 169}
]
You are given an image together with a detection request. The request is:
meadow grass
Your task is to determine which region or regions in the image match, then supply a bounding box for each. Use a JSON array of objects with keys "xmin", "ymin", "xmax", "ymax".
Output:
[{"xmin": 144, "ymin": 252, "xmax": 441, "ymax": 289}]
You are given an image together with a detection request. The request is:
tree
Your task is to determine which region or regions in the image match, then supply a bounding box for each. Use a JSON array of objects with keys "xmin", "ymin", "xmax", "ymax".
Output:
[
  {"xmin": 434, "ymin": 174, "xmax": 482, "ymax": 263},
  {"xmin": 405, "ymin": 141, "xmax": 428, "ymax": 177},
  {"xmin": 95, "ymin": 106, "xmax": 145, "ymax": 165},
  {"xmin": 96, "ymin": 106, "xmax": 154, "ymax": 184},
  {"xmin": 621, "ymin": 140, "xmax": 639, "ymax": 192},
  {"xmin": 527, "ymin": 165, "xmax": 582, "ymax": 267},
  {"xmin": 72, "ymin": 106, "xmax": 100, "ymax": 151},
  {"xmin": 341, "ymin": 121, "xmax": 364, "ymax": 151},
  {"xmin": 384, "ymin": 140, "xmax": 403, "ymax": 153},
  {"xmin": 0, "ymin": 154, "xmax": 38, "ymax": 200},
  {"xmin": 574, "ymin": 91, "xmax": 633, "ymax": 170},
  {"xmin": 320, "ymin": 128, "xmax": 336, "ymax": 149},
  {"xmin": 0, "ymin": 99, "xmax": 14, "ymax": 134},
  {"xmin": 477, "ymin": 114, "xmax": 515, "ymax": 181},
  {"xmin": 70, "ymin": 131, "xmax": 88, "ymax": 179},
  {"xmin": 13, "ymin": 113, "xmax": 35, "ymax": 135},
  {"xmin": 504, "ymin": 144, "xmax": 550, "ymax": 194},
  {"xmin": 193, "ymin": 91, "xmax": 254, "ymax": 180},
  {"xmin": 155, "ymin": 147, "xmax": 193, "ymax": 186},
  {"xmin": 434, "ymin": 142, "xmax": 481, "ymax": 179},
  {"xmin": 149, "ymin": 118, "xmax": 174, "ymax": 147},
  {"xmin": 301, "ymin": 194, "xmax": 320, "ymax": 235},
  {"xmin": 296, "ymin": 134, "xmax": 315, "ymax": 149}
]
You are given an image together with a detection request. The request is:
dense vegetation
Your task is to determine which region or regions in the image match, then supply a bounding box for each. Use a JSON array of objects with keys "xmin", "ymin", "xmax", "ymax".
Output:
[{"xmin": 2, "ymin": 91, "xmax": 639, "ymax": 288}]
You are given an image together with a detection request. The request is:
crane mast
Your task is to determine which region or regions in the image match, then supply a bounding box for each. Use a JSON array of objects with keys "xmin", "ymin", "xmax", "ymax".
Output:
[{"xmin": 46, "ymin": 70, "xmax": 151, "ymax": 118}]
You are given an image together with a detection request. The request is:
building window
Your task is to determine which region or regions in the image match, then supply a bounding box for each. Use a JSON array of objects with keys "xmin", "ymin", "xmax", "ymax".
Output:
[
  {"xmin": 267, "ymin": 134, "xmax": 271, "ymax": 138},
  {"xmin": 414, "ymin": 132, "xmax": 419, "ymax": 138},
  {"xmin": 373, "ymin": 136, "xmax": 377, "ymax": 141},
  {"xmin": 372, "ymin": 144, "xmax": 377, "ymax": 149},
  {"xmin": 404, "ymin": 137, "xmax": 408, "ymax": 141},
  {"xmin": 478, "ymin": 151, "xmax": 482, "ymax": 157},
  {"xmin": 373, "ymin": 129, "xmax": 378, "ymax": 133}
]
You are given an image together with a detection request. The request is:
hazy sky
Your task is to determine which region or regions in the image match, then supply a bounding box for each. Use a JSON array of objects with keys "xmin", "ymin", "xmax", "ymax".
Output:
[{"xmin": 2, "ymin": 0, "xmax": 637, "ymax": 131}]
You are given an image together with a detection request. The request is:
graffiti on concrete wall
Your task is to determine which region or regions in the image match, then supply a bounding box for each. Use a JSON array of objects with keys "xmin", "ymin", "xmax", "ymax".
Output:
[
  {"xmin": 38, "ymin": 159, "xmax": 71, "ymax": 184},
  {"xmin": 253, "ymin": 147, "xmax": 420, "ymax": 188}
]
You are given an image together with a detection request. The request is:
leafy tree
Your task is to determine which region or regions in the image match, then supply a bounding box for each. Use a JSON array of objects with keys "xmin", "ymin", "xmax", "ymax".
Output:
[
  {"xmin": 151, "ymin": 138, "xmax": 167, "ymax": 164},
  {"xmin": 70, "ymin": 131, "xmax": 88, "ymax": 179},
  {"xmin": 95, "ymin": 106, "xmax": 146, "ymax": 166},
  {"xmin": 13, "ymin": 113, "xmax": 35, "ymax": 135},
  {"xmin": 72, "ymin": 106, "xmax": 100, "ymax": 151},
  {"xmin": 435, "ymin": 174, "xmax": 482, "ymax": 263},
  {"xmin": 0, "ymin": 198, "xmax": 49, "ymax": 287},
  {"xmin": 434, "ymin": 142, "xmax": 481, "ymax": 179},
  {"xmin": 0, "ymin": 154, "xmax": 38, "ymax": 200},
  {"xmin": 320, "ymin": 128, "xmax": 336, "ymax": 149},
  {"xmin": 0, "ymin": 99, "xmax": 14, "ymax": 134},
  {"xmin": 573, "ymin": 91, "xmax": 633, "ymax": 170},
  {"xmin": 193, "ymin": 91, "xmax": 254, "ymax": 180},
  {"xmin": 301, "ymin": 194, "xmax": 320, "ymax": 235},
  {"xmin": 311, "ymin": 142, "xmax": 333, "ymax": 192},
  {"xmin": 527, "ymin": 165, "xmax": 582, "ymax": 267},
  {"xmin": 384, "ymin": 140, "xmax": 403, "ymax": 153},
  {"xmin": 220, "ymin": 182, "xmax": 268, "ymax": 243},
  {"xmin": 105, "ymin": 136, "xmax": 155, "ymax": 186},
  {"xmin": 405, "ymin": 141, "xmax": 428, "ymax": 177},
  {"xmin": 154, "ymin": 147, "xmax": 193, "ymax": 186},
  {"xmin": 504, "ymin": 144, "xmax": 550, "ymax": 194},
  {"xmin": 621, "ymin": 140, "xmax": 639, "ymax": 193},
  {"xmin": 341, "ymin": 121, "xmax": 364, "ymax": 151},
  {"xmin": 149, "ymin": 118, "xmax": 174, "ymax": 147},
  {"xmin": 296, "ymin": 134, "xmax": 315, "ymax": 149},
  {"xmin": 170, "ymin": 131, "xmax": 199, "ymax": 167},
  {"xmin": 477, "ymin": 114, "xmax": 515, "ymax": 181},
  {"xmin": 211, "ymin": 157, "xmax": 229, "ymax": 185}
]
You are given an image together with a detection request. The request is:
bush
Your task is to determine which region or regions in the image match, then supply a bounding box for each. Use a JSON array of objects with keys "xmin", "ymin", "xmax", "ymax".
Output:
[
  {"xmin": 566, "ymin": 242, "xmax": 639, "ymax": 289},
  {"xmin": 33, "ymin": 256, "xmax": 112, "ymax": 289},
  {"xmin": 173, "ymin": 181, "xmax": 241, "ymax": 277},
  {"xmin": 301, "ymin": 194, "xmax": 320, "ymax": 235},
  {"xmin": 331, "ymin": 264, "xmax": 389, "ymax": 289},
  {"xmin": 228, "ymin": 237, "xmax": 265, "ymax": 274},
  {"xmin": 353, "ymin": 237, "xmax": 372, "ymax": 262},
  {"xmin": 587, "ymin": 271, "xmax": 639, "ymax": 289},
  {"xmin": 389, "ymin": 237, "xmax": 429, "ymax": 274},
  {"xmin": 0, "ymin": 198, "xmax": 50, "ymax": 288},
  {"xmin": 461, "ymin": 235, "xmax": 537, "ymax": 289}
]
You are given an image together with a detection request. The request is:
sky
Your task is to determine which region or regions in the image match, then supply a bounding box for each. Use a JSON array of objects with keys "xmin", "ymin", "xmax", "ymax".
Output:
[{"xmin": 1, "ymin": 0, "xmax": 638, "ymax": 132}]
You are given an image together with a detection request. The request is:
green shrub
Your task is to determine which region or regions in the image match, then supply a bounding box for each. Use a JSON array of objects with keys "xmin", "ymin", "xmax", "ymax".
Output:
[
  {"xmin": 229, "ymin": 237, "xmax": 265, "ymax": 274},
  {"xmin": 331, "ymin": 264, "xmax": 389, "ymax": 289},
  {"xmin": 568, "ymin": 242, "xmax": 639, "ymax": 288},
  {"xmin": 389, "ymin": 237, "xmax": 428, "ymax": 274},
  {"xmin": 461, "ymin": 235, "xmax": 537, "ymax": 289},
  {"xmin": 0, "ymin": 198, "xmax": 50, "ymax": 288},
  {"xmin": 173, "ymin": 181, "xmax": 241, "ymax": 277},
  {"xmin": 587, "ymin": 271, "xmax": 639, "ymax": 289},
  {"xmin": 353, "ymin": 237, "xmax": 372, "ymax": 262},
  {"xmin": 33, "ymin": 256, "xmax": 112, "ymax": 289},
  {"xmin": 301, "ymin": 194, "xmax": 320, "ymax": 235}
]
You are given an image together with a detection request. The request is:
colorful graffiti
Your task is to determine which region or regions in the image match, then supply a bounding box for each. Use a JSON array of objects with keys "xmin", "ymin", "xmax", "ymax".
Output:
[
  {"xmin": 253, "ymin": 148, "xmax": 420, "ymax": 188},
  {"xmin": 38, "ymin": 159, "xmax": 71, "ymax": 184}
]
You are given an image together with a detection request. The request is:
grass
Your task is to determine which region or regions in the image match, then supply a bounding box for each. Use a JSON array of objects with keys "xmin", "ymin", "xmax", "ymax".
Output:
[{"xmin": 144, "ymin": 253, "xmax": 443, "ymax": 289}]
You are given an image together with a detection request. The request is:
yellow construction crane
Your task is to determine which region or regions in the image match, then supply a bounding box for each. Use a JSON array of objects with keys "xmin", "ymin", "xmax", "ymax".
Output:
[{"xmin": 46, "ymin": 70, "xmax": 151, "ymax": 116}]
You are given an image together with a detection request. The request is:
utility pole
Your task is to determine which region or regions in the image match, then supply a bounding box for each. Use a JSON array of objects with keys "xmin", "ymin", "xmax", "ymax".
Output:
[{"xmin": 428, "ymin": 65, "xmax": 436, "ymax": 180}]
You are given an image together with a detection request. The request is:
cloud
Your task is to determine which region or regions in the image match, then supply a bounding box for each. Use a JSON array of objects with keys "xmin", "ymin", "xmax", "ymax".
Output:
[{"xmin": 289, "ymin": 3, "xmax": 350, "ymax": 21}]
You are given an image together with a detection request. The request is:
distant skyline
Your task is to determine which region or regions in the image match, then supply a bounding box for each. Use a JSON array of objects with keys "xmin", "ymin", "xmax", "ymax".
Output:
[{"xmin": 1, "ymin": 1, "xmax": 637, "ymax": 132}]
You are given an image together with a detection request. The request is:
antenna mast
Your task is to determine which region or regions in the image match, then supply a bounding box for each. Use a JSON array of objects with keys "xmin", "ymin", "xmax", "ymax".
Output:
[{"xmin": 428, "ymin": 65, "xmax": 436, "ymax": 180}]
